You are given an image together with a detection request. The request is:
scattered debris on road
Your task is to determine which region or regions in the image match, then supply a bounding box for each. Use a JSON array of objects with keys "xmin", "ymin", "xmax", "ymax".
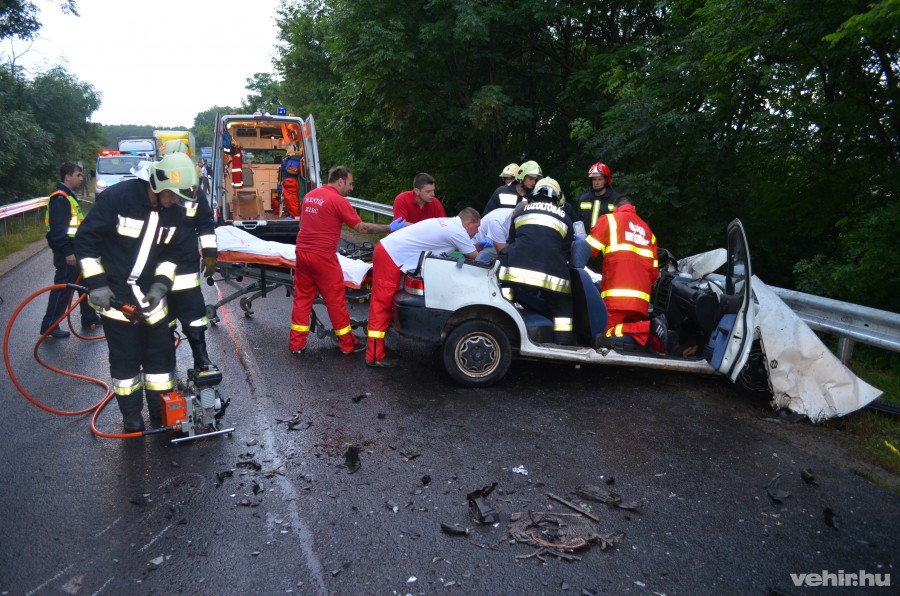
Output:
[
  {"xmin": 344, "ymin": 444, "xmax": 361, "ymax": 473},
  {"xmin": 440, "ymin": 522, "xmax": 470, "ymax": 536},
  {"xmin": 467, "ymin": 483, "xmax": 500, "ymax": 524},
  {"xmin": 767, "ymin": 473, "xmax": 791, "ymax": 504},
  {"xmin": 575, "ymin": 485, "xmax": 646, "ymax": 511},
  {"xmin": 508, "ymin": 511, "xmax": 625, "ymax": 561}
]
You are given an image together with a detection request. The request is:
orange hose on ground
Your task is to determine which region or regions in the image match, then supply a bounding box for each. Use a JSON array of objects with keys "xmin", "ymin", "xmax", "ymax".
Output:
[{"xmin": 4, "ymin": 283, "xmax": 147, "ymax": 439}]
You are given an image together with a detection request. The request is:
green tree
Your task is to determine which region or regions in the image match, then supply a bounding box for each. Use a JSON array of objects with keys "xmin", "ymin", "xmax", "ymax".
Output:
[
  {"xmin": 0, "ymin": 64, "xmax": 100, "ymax": 201},
  {"xmin": 192, "ymin": 106, "xmax": 234, "ymax": 150}
]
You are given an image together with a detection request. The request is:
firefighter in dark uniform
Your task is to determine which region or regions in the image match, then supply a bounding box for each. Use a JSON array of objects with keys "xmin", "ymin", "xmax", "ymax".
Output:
[
  {"xmin": 157, "ymin": 140, "xmax": 219, "ymax": 371},
  {"xmin": 499, "ymin": 177, "xmax": 576, "ymax": 345},
  {"xmin": 575, "ymin": 162, "xmax": 621, "ymax": 231},
  {"xmin": 40, "ymin": 162, "xmax": 102, "ymax": 337},
  {"xmin": 483, "ymin": 160, "xmax": 542, "ymax": 216},
  {"xmin": 572, "ymin": 162, "xmax": 622, "ymax": 269},
  {"xmin": 75, "ymin": 153, "xmax": 198, "ymax": 432}
]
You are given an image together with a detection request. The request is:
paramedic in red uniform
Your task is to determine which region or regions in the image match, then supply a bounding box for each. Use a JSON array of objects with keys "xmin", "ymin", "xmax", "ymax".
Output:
[
  {"xmin": 366, "ymin": 208, "xmax": 481, "ymax": 367},
  {"xmin": 584, "ymin": 196, "xmax": 668, "ymax": 353},
  {"xmin": 391, "ymin": 172, "xmax": 446, "ymax": 225},
  {"xmin": 290, "ymin": 166, "xmax": 402, "ymax": 355}
]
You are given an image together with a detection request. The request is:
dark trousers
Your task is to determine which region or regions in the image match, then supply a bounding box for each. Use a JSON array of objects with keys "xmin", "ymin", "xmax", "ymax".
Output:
[
  {"xmin": 40, "ymin": 250, "xmax": 96, "ymax": 332},
  {"xmin": 168, "ymin": 286, "xmax": 208, "ymax": 330}
]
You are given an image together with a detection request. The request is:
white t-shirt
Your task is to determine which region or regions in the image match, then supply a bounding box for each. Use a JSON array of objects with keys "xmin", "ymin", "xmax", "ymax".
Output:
[
  {"xmin": 476, "ymin": 207, "xmax": 513, "ymax": 245},
  {"xmin": 380, "ymin": 216, "xmax": 477, "ymax": 270}
]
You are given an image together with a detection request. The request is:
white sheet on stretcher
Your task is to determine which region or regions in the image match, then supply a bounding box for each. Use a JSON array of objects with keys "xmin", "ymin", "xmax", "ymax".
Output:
[{"xmin": 215, "ymin": 226, "xmax": 373, "ymax": 287}]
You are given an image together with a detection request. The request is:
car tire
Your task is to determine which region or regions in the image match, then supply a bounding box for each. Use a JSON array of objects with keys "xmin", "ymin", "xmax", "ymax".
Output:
[{"xmin": 443, "ymin": 320, "xmax": 511, "ymax": 387}]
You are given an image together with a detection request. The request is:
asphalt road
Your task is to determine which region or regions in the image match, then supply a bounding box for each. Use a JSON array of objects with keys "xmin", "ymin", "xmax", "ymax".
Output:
[{"xmin": 1, "ymin": 245, "xmax": 897, "ymax": 595}]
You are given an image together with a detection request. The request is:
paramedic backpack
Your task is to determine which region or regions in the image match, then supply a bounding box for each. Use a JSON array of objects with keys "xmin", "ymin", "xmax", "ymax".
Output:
[{"xmin": 282, "ymin": 154, "xmax": 301, "ymax": 179}]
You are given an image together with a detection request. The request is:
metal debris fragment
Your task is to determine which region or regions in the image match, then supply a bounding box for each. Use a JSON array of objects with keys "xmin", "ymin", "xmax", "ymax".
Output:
[
  {"xmin": 467, "ymin": 483, "xmax": 499, "ymax": 524},
  {"xmin": 440, "ymin": 523, "xmax": 470, "ymax": 536},
  {"xmin": 345, "ymin": 444, "xmax": 361, "ymax": 472}
]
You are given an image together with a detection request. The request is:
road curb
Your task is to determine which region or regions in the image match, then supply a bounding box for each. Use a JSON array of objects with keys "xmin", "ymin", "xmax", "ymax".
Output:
[{"xmin": 0, "ymin": 240, "xmax": 46, "ymax": 279}]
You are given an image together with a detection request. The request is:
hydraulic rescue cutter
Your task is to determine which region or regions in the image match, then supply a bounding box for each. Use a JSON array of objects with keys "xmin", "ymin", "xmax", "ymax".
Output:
[
  {"xmin": 68, "ymin": 284, "xmax": 234, "ymax": 443},
  {"xmin": 161, "ymin": 366, "xmax": 233, "ymax": 444}
]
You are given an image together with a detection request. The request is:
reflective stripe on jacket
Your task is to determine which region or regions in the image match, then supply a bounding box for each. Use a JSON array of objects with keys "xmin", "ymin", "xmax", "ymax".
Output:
[{"xmin": 586, "ymin": 205, "xmax": 658, "ymax": 313}]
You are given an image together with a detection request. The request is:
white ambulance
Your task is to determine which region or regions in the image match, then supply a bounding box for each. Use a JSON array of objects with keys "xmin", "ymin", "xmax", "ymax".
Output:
[{"xmin": 211, "ymin": 110, "xmax": 321, "ymax": 243}]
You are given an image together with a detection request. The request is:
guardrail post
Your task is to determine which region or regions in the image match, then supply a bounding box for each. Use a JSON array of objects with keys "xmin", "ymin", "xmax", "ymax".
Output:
[{"xmin": 837, "ymin": 337, "xmax": 854, "ymax": 365}]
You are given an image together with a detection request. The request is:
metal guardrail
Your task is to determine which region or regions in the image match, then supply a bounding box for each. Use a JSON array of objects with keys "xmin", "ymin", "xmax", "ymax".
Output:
[
  {"xmin": 770, "ymin": 286, "xmax": 900, "ymax": 362},
  {"xmin": 346, "ymin": 195, "xmax": 393, "ymax": 223},
  {"xmin": 0, "ymin": 197, "xmax": 49, "ymax": 234}
]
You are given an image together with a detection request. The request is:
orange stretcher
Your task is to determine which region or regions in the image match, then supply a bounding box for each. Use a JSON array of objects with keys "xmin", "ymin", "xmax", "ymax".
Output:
[{"xmin": 206, "ymin": 227, "xmax": 374, "ymax": 330}]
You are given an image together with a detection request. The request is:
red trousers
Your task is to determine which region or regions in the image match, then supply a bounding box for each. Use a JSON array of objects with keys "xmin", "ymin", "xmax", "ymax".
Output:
[
  {"xmin": 366, "ymin": 243, "xmax": 402, "ymax": 363},
  {"xmin": 605, "ymin": 307, "xmax": 650, "ymax": 346},
  {"xmin": 283, "ymin": 177, "xmax": 300, "ymax": 218},
  {"xmin": 290, "ymin": 251, "xmax": 359, "ymax": 353}
]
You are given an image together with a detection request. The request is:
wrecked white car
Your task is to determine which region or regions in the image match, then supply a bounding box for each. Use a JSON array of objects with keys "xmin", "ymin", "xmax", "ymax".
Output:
[{"xmin": 392, "ymin": 220, "xmax": 881, "ymax": 421}]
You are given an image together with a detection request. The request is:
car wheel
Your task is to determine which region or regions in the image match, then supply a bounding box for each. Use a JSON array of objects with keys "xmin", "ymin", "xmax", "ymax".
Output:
[{"xmin": 443, "ymin": 320, "xmax": 511, "ymax": 387}]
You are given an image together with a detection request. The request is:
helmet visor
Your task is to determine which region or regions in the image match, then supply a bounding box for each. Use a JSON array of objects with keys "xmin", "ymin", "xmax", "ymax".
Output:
[{"xmin": 174, "ymin": 185, "xmax": 198, "ymax": 203}]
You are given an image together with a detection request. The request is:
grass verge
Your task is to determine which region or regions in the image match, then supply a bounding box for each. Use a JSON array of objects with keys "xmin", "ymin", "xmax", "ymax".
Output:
[
  {"xmin": 0, "ymin": 219, "xmax": 45, "ymax": 260},
  {"xmin": 837, "ymin": 354, "xmax": 900, "ymax": 477}
]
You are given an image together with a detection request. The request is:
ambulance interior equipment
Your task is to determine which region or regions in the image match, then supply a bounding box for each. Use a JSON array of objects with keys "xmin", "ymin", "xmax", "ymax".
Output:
[
  {"xmin": 212, "ymin": 112, "xmax": 321, "ymax": 245},
  {"xmin": 206, "ymin": 227, "xmax": 373, "ymax": 342}
]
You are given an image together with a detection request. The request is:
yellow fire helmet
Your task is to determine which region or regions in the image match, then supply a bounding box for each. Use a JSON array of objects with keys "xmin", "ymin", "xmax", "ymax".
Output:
[{"xmin": 149, "ymin": 152, "xmax": 199, "ymax": 204}]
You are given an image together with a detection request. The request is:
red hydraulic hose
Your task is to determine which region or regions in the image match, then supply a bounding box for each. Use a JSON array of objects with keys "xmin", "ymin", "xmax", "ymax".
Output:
[{"xmin": 3, "ymin": 283, "xmax": 148, "ymax": 439}]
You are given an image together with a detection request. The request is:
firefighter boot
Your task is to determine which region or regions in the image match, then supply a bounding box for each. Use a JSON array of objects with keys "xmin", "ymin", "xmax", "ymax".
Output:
[
  {"xmin": 145, "ymin": 389, "xmax": 164, "ymax": 425},
  {"xmin": 184, "ymin": 327, "xmax": 214, "ymax": 369},
  {"xmin": 116, "ymin": 393, "xmax": 145, "ymax": 432}
]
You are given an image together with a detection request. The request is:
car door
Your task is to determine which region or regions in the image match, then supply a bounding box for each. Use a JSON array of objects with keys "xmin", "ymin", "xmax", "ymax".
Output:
[
  {"xmin": 211, "ymin": 113, "xmax": 225, "ymax": 221},
  {"xmin": 706, "ymin": 219, "xmax": 756, "ymax": 380},
  {"xmin": 301, "ymin": 114, "xmax": 322, "ymax": 189}
]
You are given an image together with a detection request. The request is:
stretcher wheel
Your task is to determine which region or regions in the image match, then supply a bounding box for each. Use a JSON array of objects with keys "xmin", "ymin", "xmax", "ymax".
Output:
[
  {"xmin": 240, "ymin": 297, "xmax": 254, "ymax": 317},
  {"xmin": 206, "ymin": 305, "xmax": 219, "ymax": 326}
]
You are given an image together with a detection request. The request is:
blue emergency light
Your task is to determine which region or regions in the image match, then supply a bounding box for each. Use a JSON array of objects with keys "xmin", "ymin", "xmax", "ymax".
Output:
[{"xmin": 276, "ymin": 107, "xmax": 287, "ymax": 115}]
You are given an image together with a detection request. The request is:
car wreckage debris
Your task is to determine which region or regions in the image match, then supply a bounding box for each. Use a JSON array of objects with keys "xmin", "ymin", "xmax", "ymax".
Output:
[
  {"xmin": 507, "ymin": 511, "xmax": 625, "ymax": 559},
  {"xmin": 767, "ymin": 473, "xmax": 791, "ymax": 504},
  {"xmin": 546, "ymin": 492, "xmax": 600, "ymax": 522},
  {"xmin": 344, "ymin": 444, "xmax": 361, "ymax": 472},
  {"xmin": 575, "ymin": 485, "xmax": 646, "ymax": 511},
  {"xmin": 467, "ymin": 482, "xmax": 500, "ymax": 524},
  {"xmin": 440, "ymin": 522, "xmax": 470, "ymax": 536}
]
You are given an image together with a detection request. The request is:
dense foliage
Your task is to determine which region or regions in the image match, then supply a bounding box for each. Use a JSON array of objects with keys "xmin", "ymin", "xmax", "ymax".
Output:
[
  {"xmin": 266, "ymin": 0, "xmax": 899, "ymax": 309},
  {"xmin": 0, "ymin": 64, "xmax": 101, "ymax": 200},
  {"xmin": 0, "ymin": 1, "xmax": 98, "ymax": 200}
]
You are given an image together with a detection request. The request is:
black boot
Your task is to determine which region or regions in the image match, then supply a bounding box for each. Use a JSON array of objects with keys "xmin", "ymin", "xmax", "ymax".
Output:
[
  {"xmin": 184, "ymin": 327, "xmax": 214, "ymax": 369},
  {"xmin": 116, "ymin": 393, "xmax": 145, "ymax": 432},
  {"xmin": 145, "ymin": 389, "xmax": 163, "ymax": 424},
  {"xmin": 649, "ymin": 315, "xmax": 669, "ymax": 355}
]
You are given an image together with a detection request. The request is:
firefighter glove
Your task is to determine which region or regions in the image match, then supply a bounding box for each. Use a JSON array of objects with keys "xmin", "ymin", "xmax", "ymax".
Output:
[
  {"xmin": 202, "ymin": 256, "xmax": 218, "ymax": 277},
  {"xmin": 89, "ymin": 286, "xmax": 114, "ymax": 310},
  {"xmin": 143, "ymin": 282, "xmax": 168, "ymax": 311},
  {"xmin": 389, "ymin": 217, "xmax": 408, "ymax": 232}
]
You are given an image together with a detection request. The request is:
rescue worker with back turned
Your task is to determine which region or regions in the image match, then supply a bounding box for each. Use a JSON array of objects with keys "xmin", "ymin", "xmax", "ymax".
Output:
[
  {"xmin": 584, "ymin": 195, "xmax": 668, "ymax": 354},
  {"xmin": 157, "ymin": 140, "xmax": 219, "ymax": 371},
  {"xmin": 290, "ymin": 166, "xmax": 405, "ymax": 356},
  {"xmin": 499, "ymin": 178, "xmax": 576, "ymax": 345},
  {"xmin": 40, "ymin": 161, "xmax": 102, "ymax": 338},
  {"xmin": 75, "ymin": 153, "xmax": 198, "ymax": 432}
]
